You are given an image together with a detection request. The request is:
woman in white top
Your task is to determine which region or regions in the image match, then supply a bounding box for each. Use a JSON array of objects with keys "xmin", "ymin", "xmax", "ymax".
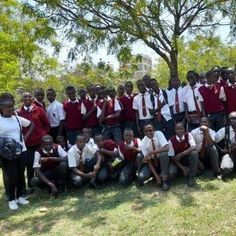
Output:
[{"xmin": 0, "ymin": 93, "xmax": 34, "ymax": 210}]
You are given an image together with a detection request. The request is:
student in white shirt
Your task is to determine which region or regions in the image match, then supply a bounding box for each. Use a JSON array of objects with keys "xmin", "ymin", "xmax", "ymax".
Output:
[
  {"xmin": 0, "ymin": 94, "xmax": 34, "ymax": 210},
  {"xmin": 68, "ymin": 135, "xmax": 101, "ymax": 189},
  {"xmin": 168, "ymin": 122, "xmax": 198, "ymax": 187},
  {"xmin": 168, "ymin": 75, "xmax": 185, "ymax": 122},
  {"xmin": 191, "ymin": 117, "xmax": 221, "ymax": 177},
  {"xmin": 138, "ymin": 124, "xmax": 170, "ymax": 191},
  {"xmin": 46, "ymin": 89, "xmax": 65, "ymax": 142},
  {"xmin": 31, "ymin": 135, "xmax": 68, "ymax": 197},
  {"xmin": 148, "ymin": 78, "xmax": 175, "ymax": 139},
  {"xmin": 133, "ymin": 80, "xmax": 153, "ymax": 136}
]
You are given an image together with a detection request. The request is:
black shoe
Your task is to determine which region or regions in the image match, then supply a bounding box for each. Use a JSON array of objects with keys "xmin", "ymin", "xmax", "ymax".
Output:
[
  {"xmin": 162, "ymin": 182, "xmax": 170, "ymax": 191},
  {"xmin": 187, "ymin": 177, "xmax": 196, "ymax": 187},
  {"xmin": 89, "ymin": 182, "xmax": 99, "ymax": 189}
]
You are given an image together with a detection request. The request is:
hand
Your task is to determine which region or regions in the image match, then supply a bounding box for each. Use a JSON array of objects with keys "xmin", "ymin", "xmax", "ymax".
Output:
[
  {"xmin": 47, "ymin": 157, "xmax": 56, "ymax": 161},
  {"xmin": 143, "ymin": 154, "xmax": 151, "ymax": 163},
  {"xmin": 200, "ymin": 125, "xmax": 208, "ymax": 132},
  {"xmin": 173, "ymin": 154, "xmax": 181, "ymax": 162},
  {"xmin": 91, "ymin": 105, "xmax": 97, "ymax": 112},
  {"xmin": 49, "ymin": 182, "xmax": 58, "ymax": 194},
  {"xmin": 87, "ymin": 172, "xmax": 95, "ymax": 178},
  {"xmin": 94, "ymin": 164, "xmax": 100, "ymax": 172},
  {"xmin": 41, "ymin": 157, "xmax": 48, "ymax": 163}
]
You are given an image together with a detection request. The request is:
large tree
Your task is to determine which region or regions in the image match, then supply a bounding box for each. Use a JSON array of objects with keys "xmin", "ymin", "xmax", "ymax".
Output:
[{"xmin": 24, "ymin": 0, "xmax": 234, "ymax": 77}]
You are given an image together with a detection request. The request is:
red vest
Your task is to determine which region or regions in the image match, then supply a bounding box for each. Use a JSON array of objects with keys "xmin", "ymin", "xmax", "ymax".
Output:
[
  {"xmin": 199, "ymin": 84, "xmax": 224, "ymax": 113},
  {"xmin": 119, "ymin": 138, "xmax": 138, "ymax": 161},
  {"xmin": 170, "ymin": 133, "xmax": 190, "ymax": 155},
  {"xmin": 82, "ymin": 99, "xmax": 99, "ymax": 127},
  {"xmin": 102, "ymin": 139, "xmax": 117, "ymax": 162},
  {"xmin": 63, "ymin": 100, "xmax": 84, "ymax": 130},
  {"xmin": 119, "ymin": 95, "xmax": 136, "ymax": 122},
  {"xmin": 223, "ymin": 84, "xmax": 236, "ymax": 113},
  {"xmin": 37, "ymin": 144, "xmax": 60, "ymax": 171},
  {"xmin": 98, "ymin": 99, "xmax": 120, "ymax": 126}
]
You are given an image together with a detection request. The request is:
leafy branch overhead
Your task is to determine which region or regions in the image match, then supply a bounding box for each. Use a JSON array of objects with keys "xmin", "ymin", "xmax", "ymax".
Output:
[{"xmin": 24, "ymin": 0, "xmax": 235, "ymax": 76}]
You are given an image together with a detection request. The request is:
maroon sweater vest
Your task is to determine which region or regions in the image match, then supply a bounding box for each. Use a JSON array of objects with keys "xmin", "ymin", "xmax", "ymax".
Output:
[
  {"xmin": 170, "ymin": 133, "xmax": 190, "ymax": 155},
  {"xmin": 63, "ymin": 100, "xmax": 84, "ymax": 130},
  {"xmin": 119, "ymin": 95, "xmax": 136, "ymax": 122},
  {"xmin": 82, "ymin": 99, "xmax": 99, "ymax": 127},
  {"xmin": 223, "ymin": 84, "xmax": 236, "ymax": 113},
  {"xmin": 199, "ymin": 84, "xmax": 224, "ymax": 113},
  {"xmin": 99, "ymin": 99, "xmax": 120, "ymax": 126},
  {"xmin": 37, "ymin": 144, "xmax": 60, "ymax": 171},
  {"xmin": 119, "ymin": 138, "xmax": 138, "ymax": 161}
]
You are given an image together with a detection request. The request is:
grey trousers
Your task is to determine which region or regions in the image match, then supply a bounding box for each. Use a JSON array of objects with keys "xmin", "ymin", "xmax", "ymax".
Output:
[{"xmin": 138, "ymin": 152, "xmax": 169, "ymax": 183}]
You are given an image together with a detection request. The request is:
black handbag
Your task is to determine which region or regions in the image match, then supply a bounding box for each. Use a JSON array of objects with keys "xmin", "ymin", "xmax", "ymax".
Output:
[
  {"xmin": 0, "ymin": 115, "xmax": 23, "ymax": 160},
  {"xmin": 0, "ymin": 137, "xmax": 23, "ymax": 160}
]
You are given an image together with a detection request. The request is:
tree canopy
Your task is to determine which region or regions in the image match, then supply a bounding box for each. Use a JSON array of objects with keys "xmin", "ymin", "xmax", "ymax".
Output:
[{"xmin": 24, "ymin": 0, "xmax": 235, "ymax": 77}]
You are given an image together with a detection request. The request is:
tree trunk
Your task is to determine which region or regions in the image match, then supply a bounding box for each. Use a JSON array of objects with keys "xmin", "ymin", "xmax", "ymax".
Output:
[{"xmin": 169, "ymin": 50, "xmax": 178, "ymax": 78}]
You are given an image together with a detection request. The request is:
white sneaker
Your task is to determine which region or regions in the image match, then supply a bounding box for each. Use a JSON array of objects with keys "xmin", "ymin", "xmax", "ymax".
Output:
[
  {"xmin": 8, "ymin": 200, "xmax": 19, "ymax": 210},
  {"xmin": 17, "ymin": 197, "xmax": 29, "ymax": 205}
]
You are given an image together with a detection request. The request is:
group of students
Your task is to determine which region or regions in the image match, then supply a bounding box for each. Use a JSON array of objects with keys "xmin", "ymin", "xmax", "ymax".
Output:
[{"xmin": 0, "ymin": 66, "xmax": 236, "ymax": 211}]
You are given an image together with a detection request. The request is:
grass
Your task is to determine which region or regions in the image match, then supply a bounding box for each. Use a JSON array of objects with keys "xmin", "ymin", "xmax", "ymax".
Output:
[{"xmin": 0, "ymin": 170, "xmax": 236, "ymax": 236}]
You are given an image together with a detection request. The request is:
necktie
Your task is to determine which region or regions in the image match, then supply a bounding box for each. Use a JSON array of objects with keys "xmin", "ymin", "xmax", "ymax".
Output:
[
  {"xmin": 156, "ymin": 94, "xmax": 162, "ymax": 122},
  {"xmin": 27, "ymin": 107, "xmax": 30, "ymax": 112},
  {"xmin": 199, "ymin": 133, "xmax": 207, "ymax": 158},
  {"xmin": 191, "ymin": 87, "xmax": 201, "ymax": 115},
  {"xmin": 142, "ymin": 95, "xmax": 147, "ymax": 117},
  {"xmin": 78, "ymin": 152, "xmax": 84, "ymax": 171},
  {"xmin": 175, "ymin": 89, "xmax": 180, "ymax": 113}
]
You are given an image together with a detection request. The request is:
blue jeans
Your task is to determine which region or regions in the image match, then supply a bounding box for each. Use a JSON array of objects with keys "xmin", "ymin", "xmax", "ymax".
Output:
[
  {"xmin": 103, "ymin": 124, "xmax": 122, "ymax": 143},
  {"xmin": 208, "ymin": 111, "xmax": 225, "ymax": 132},
  {"xmin": 154, "ymin": 116, "xmax": 175, "ymax": 140},
  {"xmin": 67, "ymin": 129, "xmax": 80, "ymax": 145}
]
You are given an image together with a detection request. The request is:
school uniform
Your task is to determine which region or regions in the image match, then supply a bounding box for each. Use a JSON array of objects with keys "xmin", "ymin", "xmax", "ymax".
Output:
[
  {"xmin": 118, "ymin": 138, "xmax": 142, "ymax": 185},
  {"xmin": 31, "ymin": 144, "xmax": 68, "ymax": 189},
  {"xmin": 138, "ymin": 131, "xmax": 169, "ymax": 183},
  {"xmin": 68, "ymin": 143, "xmax": 98, "ymax": 186},
  {"xmin": 168, "ymin": 132, "xmax": 198, "ymax": 177},
  {"xmin": 146, "ymin": 90, "xmax": 174, "ymax": 139},
  {"xmin": 168, "ymin": 87, "xmax": 185, "ymax": 122},
  {"xmin": 199, "ymin": 83, "xmax": 225, "ymax": 131},
  {"xmin": 133, "ymin": 92, "xmax": 153, "ymax": 134},
  {"xmin": 18, "ymin": 104, "xmax": 50, "ymax": 187},
  {"xmin": 33, "ymin": 99, "xmax": 46, "ymax": 112},
  {"xmin": 119, "ymin": 94, "xmax": 137, "ymax": 136},
  {"xmin": 97, "ymin": 97, "xmax": 122, "ymax": 143},
  {"xmin": 220, "ymin": 81, "xmax": 236, "ymax": 115},
  {"xmin": 47, "ymin": 100, "xmax": 65, "ymax": 141},
  {"xmin": 191, "ymin": 127, "xmax": 220, "ymax": 174},
  {"xmin": 182, "ymin": 84, "xmax": 202, "ymax": 131},
  {"xmin": 63, "ymin": 99, "xmax": 84, "ymax": 145},
  {"xmin": 96, "ymin": 139, "xmax": 119, "ymax": 182},
  {"xmin": 81, "ymin": 97, "xmax": 101, "ymax": 135}
]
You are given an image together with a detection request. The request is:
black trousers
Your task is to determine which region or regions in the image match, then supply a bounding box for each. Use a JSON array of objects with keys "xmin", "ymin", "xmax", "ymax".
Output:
[
  {"xmin": 26, "ymin": 145, "xmax": 41, "ymax": 188},
  {"xmin": 1, "ymin": 153, "xmax": 26, "ymax": 201}
]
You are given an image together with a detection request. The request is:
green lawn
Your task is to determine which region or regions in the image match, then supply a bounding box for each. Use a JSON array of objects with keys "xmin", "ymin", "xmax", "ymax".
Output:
[{"xmin": 0, "ymin": 171, "xmax": 236, "ymax": 236}]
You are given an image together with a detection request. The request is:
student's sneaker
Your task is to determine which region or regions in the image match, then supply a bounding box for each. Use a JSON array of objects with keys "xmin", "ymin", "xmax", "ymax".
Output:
[
  {"xmin": 187, "ymin": 176, "xmax": 196, "ymax": 187},
  {"xmin": 8, "ymin": 200, "xmax": 19, "ymax": 210},
  {"xmin": 17, "ymin": 197, "xmax": 29, "ymax": 205}
]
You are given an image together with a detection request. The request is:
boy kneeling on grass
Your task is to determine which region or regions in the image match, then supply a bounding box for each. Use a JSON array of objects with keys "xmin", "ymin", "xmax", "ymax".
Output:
[
  {"xmin": 118, "ymin": 128, "xmax": 142, "ymax": 186},
  {"xmin": 31, "ymin": 135, "xmax": 68, "ymax": 197},
  {"xmin": 137, "ymin": 124, "xmax": 170, "ymax": 191},
  {"xmin": 168, "ymin": 123, "xmax": 198, "ymax": 187},
  {"xmin": 68, "ymin": 135, "xmax": 101, "ymax": 189}
]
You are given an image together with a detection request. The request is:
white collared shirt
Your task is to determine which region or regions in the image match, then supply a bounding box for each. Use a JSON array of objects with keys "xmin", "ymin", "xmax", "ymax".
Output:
[
  {"xmin": 215, "ymin": 126, "xmax": 236, "ymax": 144},
  {"xmin": 97, "ymin": 97, "xmax": 121, "ymax": 117},
  {"xmin": 118, "ymin": 139, "xmax": 142, "ymax": 159},
  {"xmin": 182, "ymin": 84, "xmax": 202, "ymax": 112},
  {"xmin": 47, "ymin": 100, "xmax": 65, "ymax": 127},
  {"xmin": 133, "ymin": 92, "xmax": 153, "ymax": 120},
  {"xmin": 168, "ymin": 133, "xmax": 196, "ymax": 156},
  {"xmin": 68, "ymin": 99, "xmax": 79, "ymax": 104},
  {"xmin": 86, "ymin": 138, "xmax": 98, "ymax": 157},
  {"xmin": 168, "ymin": 87, "xmax": 185, "ymax": 113},
  {"xmin": 23, "ymin": 105, "xmax": 34, "ymax": 112},
  {"xmin": 141, "ymin": 131, "xmax": 168, "ymax": 156},
  {"xmin": 146, "ymin": 91, "xmax": 172, "ymax": 121},
  {"xmin": 33, "ymin": 145, "xmax": 67, "ymax": 168},
  {"xmin": 191, "ymin": 127, "xmax": 216, "ymax": 152},
  {"xmin": 68, "ymin": 143, "xmax": 94, "ymax": 168}
]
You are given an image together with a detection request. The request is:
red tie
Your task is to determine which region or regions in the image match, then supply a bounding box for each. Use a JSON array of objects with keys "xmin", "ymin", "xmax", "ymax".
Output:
[
  {"xmin": 175, "ymin": 89, "xmax": 180, "ymax": 113},
  {"xmin": 78, "ymin": 152, "xmax": 84, "ymax": 172},
  {"xmin": 156, "ymin": 94, "xmax": 162, "ymax": 122},
  {"xmin": 142, "ymin": 95, "xmax": 147, "ymax": 117},
  {"xmin": 199, "ymin": 133, "xmax": 206, "ymax": 159}
]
